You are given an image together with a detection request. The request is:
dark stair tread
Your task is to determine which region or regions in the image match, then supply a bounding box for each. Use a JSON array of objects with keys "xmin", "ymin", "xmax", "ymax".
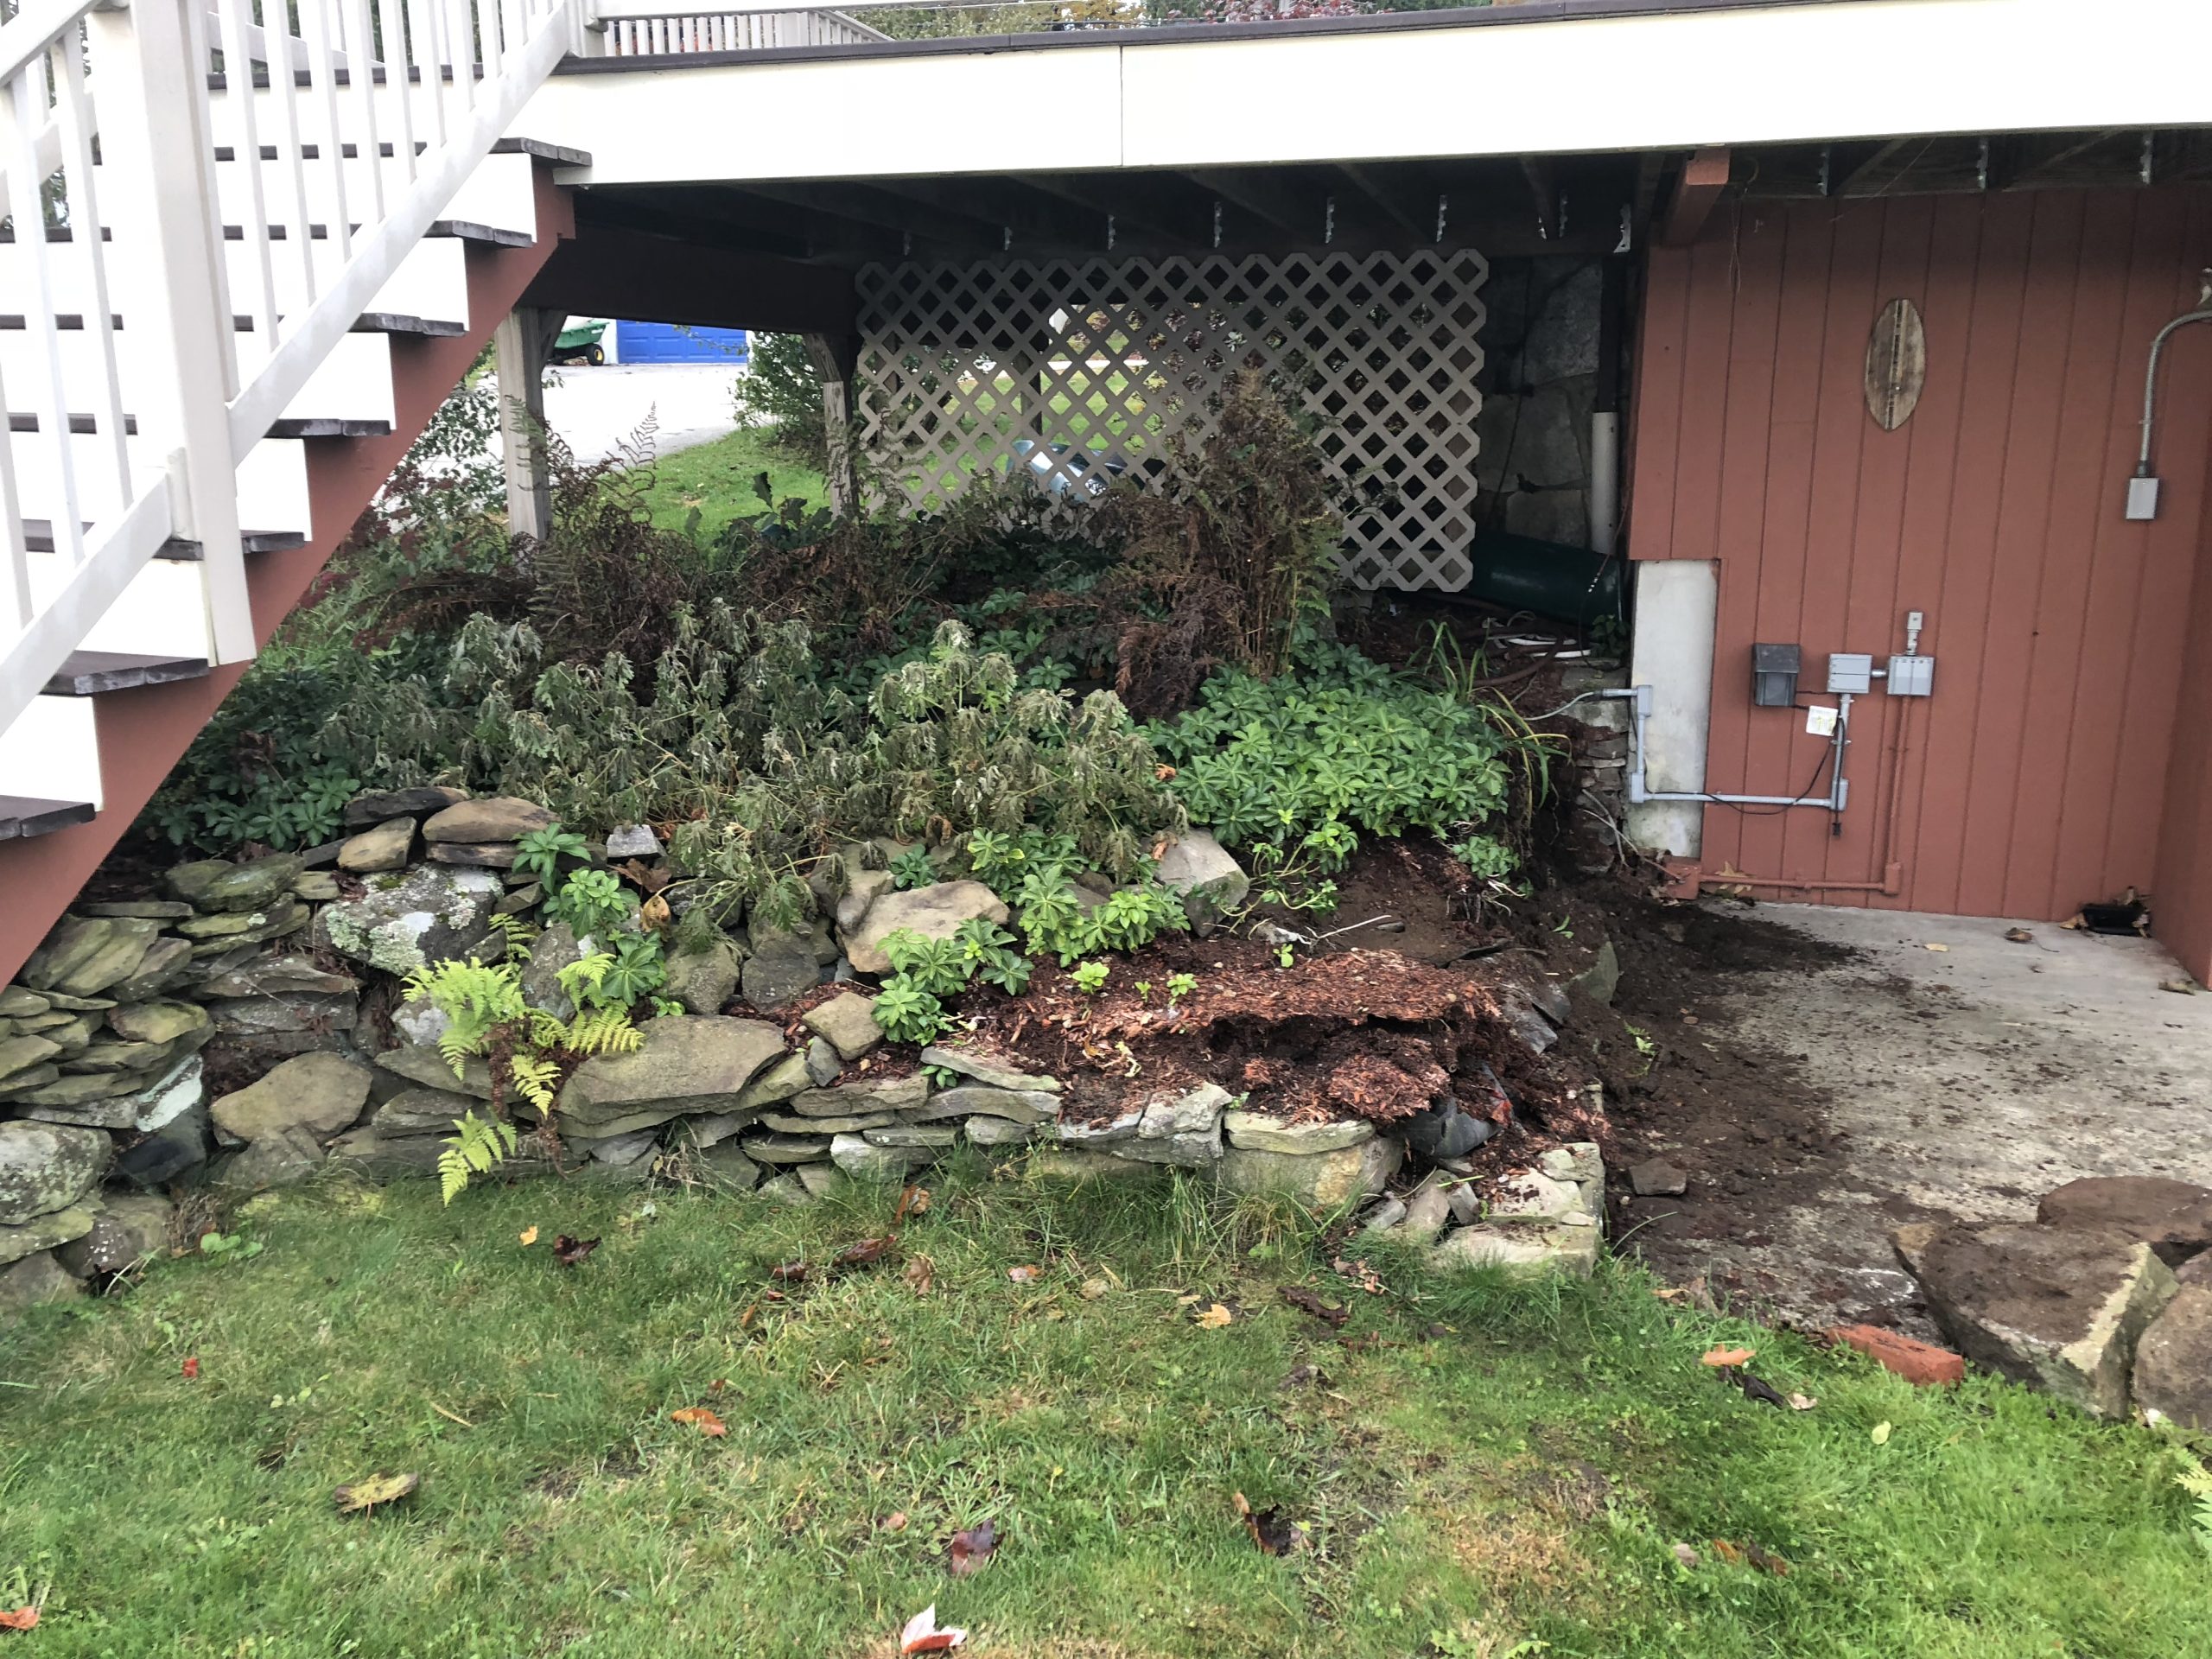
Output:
[
  {"xmin": 265, "ymin": 417, "xmax": 394, "ymax": 439},
  {"xmin": 429, "ymin": 218, "xmax": 534, "ymax": 247},
  {"xmin": 492, "ymin": 137, "xmax": 592, "ymax": 167},
  {"xmin": 0, "ymin": 797, "xmax": 97, "ymax": 841},
  {"xmin": 43, "ymin": 652, "xmax": 212, "ymax": 696},
  {"xmin": 22, "ymin": 519, "xmax": 305, "ymax": 559}
]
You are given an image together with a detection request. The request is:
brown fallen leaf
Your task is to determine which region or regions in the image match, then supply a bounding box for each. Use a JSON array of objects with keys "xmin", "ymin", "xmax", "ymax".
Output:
[
  {"xmin": 1007, "ymin": 1264, "xmax": 1042, "ymax": 1283},
  {"xmin": 0, "ymin": 1607, "xmax": 37, "ymax": 1631},
  {"xmin": 638, "ymin": 892, "xmax": 673, "ymax": 933},
  {"xmin": 2160, "ymin": 978, "xmax": 2198, "ymax": 995},
  {"xmin": 1701, "ymin": 1344, "xmax": 1755, "ymax": 1368},
  {"xmin": 1194, "ymin": 1302, "xmax": 1234, "ymax": 1329},
  {"xmin": 1280, "ymin": 1287, "xmax": 1351, "ymax": 1329},
  {"xmin": 671, "ymin": 1406, "xmax": 728, "ymax": 1438},
  {"xmin": 1923, "ymin": 942, "xmax": 1949, "ymax": 952},
  {"xmin": 904, "ymin": 1255, "xmax": 935, "ymax": 1295},
  {"xmin": 949, "ymin": 1516, "xmax": 997, "ymax": 1576},
  {"xmin": 900, "ymin": 1605, "xmax": 967, "ymax": 1654},
  {"xmin": 834, "ymin": 1236, "xmax": 897, "ymax": 1270},
  {"xmin": 883, "ymin": 1510, "xmax": 910, "ymax": 1533},
  {"xmin": 893, "ymin": 1183, "xmax": 931, "ymax": 1223},
  {"xmin": 1232, "ymin": 1491, "xmax": 1304, "ymax": 1555},
  {"xmin": 552, "ymin": 1235, "xmax": 599, "ymax": 1268},
  {"xmin": 2003, "ymin": 927, "xmax": 2033, "ymax": 944},
  {"xmin": 1670, "ymin": 1541, "xmax": 1700, "ymax": 1568},
  {"xmin": 769, "ymin": 1258, "xmax": 810, "ymax": 1282},
  {"xmin": 518, "ymin": 1225, "xmax": 539, "ymax": 1247},
  {"xmin": 334, "ymin": 1471, "xmax": 419, "ymax": 1515}
]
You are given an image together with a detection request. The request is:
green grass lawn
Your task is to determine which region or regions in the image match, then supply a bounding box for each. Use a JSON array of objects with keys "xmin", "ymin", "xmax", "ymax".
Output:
[
  {"xmin": 635, "ymin": 425, "xmax": 827, "ymax": 539},
  {"xmin": 3, "ymin": 1164, "xmax": 2207, "ymax": 1657}
]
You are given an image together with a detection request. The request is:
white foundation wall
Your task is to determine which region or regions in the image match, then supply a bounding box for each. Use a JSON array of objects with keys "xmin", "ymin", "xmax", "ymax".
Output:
[{"xmin": 1625, "ymin": 559, "xmax": 1718, "ymax": 859}]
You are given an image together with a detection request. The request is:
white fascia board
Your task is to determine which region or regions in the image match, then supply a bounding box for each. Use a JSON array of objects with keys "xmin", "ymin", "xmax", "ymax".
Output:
[
  {"xmin": 529, "ymin": 0, "xmax": 2212, "ymax": 187},
  {"xmin": 518, "ymin": 48, "xmax": 1125, "ymax": 185}
]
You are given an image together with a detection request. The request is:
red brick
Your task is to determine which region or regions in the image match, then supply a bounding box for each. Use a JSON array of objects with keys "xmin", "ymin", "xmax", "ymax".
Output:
[{"xmin": 1826, "ymin": 1323, "xmax": 1967, "ymax": 1387}]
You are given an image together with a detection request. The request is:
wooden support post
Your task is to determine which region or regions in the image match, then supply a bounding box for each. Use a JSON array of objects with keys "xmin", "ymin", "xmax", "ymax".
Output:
[
  {"xmin": 493, "ymin": 306, "xmax": 561, "ymax": 541},
  {"xmin": 1659, "ymin": 148, "xmax": 1731, "ymax": 247},
  {"xmin": 805, "ymin": 331, "xmax": 861, "ymax": 517}
]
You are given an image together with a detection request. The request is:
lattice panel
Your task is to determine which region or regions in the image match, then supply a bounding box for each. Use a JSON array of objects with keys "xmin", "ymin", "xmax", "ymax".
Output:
[{"xmin": 855, "ymin": 248, "xmax": 1489, "ymax": 591}]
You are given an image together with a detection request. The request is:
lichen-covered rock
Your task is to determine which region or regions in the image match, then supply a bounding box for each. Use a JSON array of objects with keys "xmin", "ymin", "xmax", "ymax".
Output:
[
  {"xmin": 0, "ymin": 1033, "xmax": 62, "ymax": 1084},
  {"xmin": 166, "ymin": 853, "xmax": 305, "ymax": 914},
  {"xmin": 829, "ymin": 1131, "xmax": 934, "ymax": 1180},
  {"xmin": 842, "ymin": 881, "xmax": 1010, "ymax": 976},
  {"xmin": 21, "ymin": 915, "xmax": 163, "ymax": 996},
  {"xmin": 556, "ymin": 1015, "xmax": 786, "ymax": 1140},
  {"xmin": 313, "ymin": 863, "xmax": 504, "ymax": 975},
  {"xmin": 0, "ymin": 987, "xmax": 53, "ymax": 1019},
  {"xmin": 803, "ymin": 991, "xmax": 884, "ymax": 1061},
  {"xmin": 0, "ymin": 1202, "xmax": 98, "ymax": 1266},
  {"xmin": 1154, "ymin": 830, "xmax": 1249, "ymax": 933},
  {"xmin": 522, "ymin": 922, "xmax": 594, "ymax": 1020},
  {"xmin": 422, "ymin": 797, "xmax": 555, "ymax": 843},
  {"xmin": 606, "ymin": 823, "xmax": 663, "ymax": 859},
  {"xmin": 1119, "ymin": 1083, "xmax": 1230, "ymax": 1167},
  {"xmin": 338, "ymin": 816, "xmax": 416, "ymax": 874},
  {"xmin": 1430, "ymin": 1223, "xmax": 1601, "ymax": 1278},
  {"xmin": 210, "ymin": 1052, "xmax": 373, "ymax": 1144},
  {"xmin": 105, "ymin": 1001, "xmax": 211, "ymax": 1046},
  {"xmin": 1221, "ymin": 1135, "xmax": 1402, "ymax": 1206},
  {"xmin": 1222, "ymin": 1112, "xmax": 1373, "ymax": 1155},
  {"xmin": 54, "ymin": 1192, "xmax": 171, "ymax": 1276},
  {"xmin": 0, "ymin": 1120, "xmax": 108, "ymax": 1225},
  {"xmin": 661, "ymin": 936, "xmax": 743, "ymax": 1016},
  {"xmin": 190, "ymin": 957, "xmax": 359, "ymax": 1000}
]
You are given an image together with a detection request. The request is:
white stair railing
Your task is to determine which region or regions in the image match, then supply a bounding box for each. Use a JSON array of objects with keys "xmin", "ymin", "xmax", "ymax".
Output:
[{"xmin": 0, "ymin": 0, "xmax": 580, "ymax": 741}]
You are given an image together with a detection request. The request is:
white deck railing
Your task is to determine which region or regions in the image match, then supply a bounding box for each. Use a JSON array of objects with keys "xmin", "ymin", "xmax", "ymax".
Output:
[
  {"xmin": 586, "ymin": 4, "xmax": 887, "ymax": 52},
  {"xmin": 0, "ymin": 0, "xmax": 580, "ymax": 734}
]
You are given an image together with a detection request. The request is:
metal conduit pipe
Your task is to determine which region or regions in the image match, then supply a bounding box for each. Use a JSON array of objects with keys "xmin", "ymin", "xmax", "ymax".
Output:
[
  {"xmin": 1624, "ymin": 684, "xmax": 1851, "ymax": 814},
  {"xmin": 2127, "ymin": 273, "xmax": 2212, "ymax": 519}
]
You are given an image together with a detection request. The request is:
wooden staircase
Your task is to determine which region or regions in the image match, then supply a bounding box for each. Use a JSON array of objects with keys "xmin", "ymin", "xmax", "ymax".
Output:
[{"xmin": 0, "ymin": 0, "xmax": 586, "ymax": 983}]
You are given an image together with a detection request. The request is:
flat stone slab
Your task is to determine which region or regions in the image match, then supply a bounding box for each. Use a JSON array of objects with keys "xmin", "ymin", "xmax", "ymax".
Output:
[
  {"xmin": 803, "ymin": 992, "xmax": 885, "ymax": 1061},
  {"xmin": 0, "ymin": 1120, "xmax": 109, "ymax": 1226},
  {"xmin": 338, "ymin": 817, "xmax": 415, "ymax": 874},
  {"xmin": 739, "ymin": 1132, "xmax": 836, "ymax": 1165},
  {"xmin": 422, "ymin": 797, "xmax": 555, "ymax": 843},
  {"xmin": 556, "ymin": 1015, "xmax": 786, "ymax": 1139},
  {"xmin": 842, "ymin": 880, "xmax": 1009, "ymax": 977},
  {"xmin": 211, "ymin": 1052, "xmax": 372, "ymax": 1145},
  {"xmin": 1222, "ymin": 1111, "xmax": 1373, "ymax": 1154},
  {"xmin": 920, "ymin": 1046, "xmax": 1062, "ymax": 1094},
  {"xmin": 1895, "ymin": 1220, "xmax": 2179, "ymax": 1419},
  {"xmin": 908, "ymin": 1085, "xmax": 1060, "ymax": 1127},
  {"xmin": 2037, "ymin": 1175, "xmax": 2212, "ymax": 1267},
  {"xmin": 1431, "ymin": 1223, "xmax": 1599, "ymax": 1278},
  {"xmin": 789, "ymin": 1075, "xmax": 928, "ymax": 1117}
]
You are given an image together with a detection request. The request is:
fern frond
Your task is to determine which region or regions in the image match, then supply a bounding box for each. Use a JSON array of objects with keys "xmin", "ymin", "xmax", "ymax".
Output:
[
  {"xmin": 556, "ymin": 949, "xmax": 616, "ymax": 1002},
  {"xmin": 509, "ymin": 1053, "xmax": 562, "ymax": 1113},
  {"xmin": 437, "ymin": 1112, "xmax": 520, "ymax": 1205},
  {"xmin": 562, "ymin": 1007, "xmax": 644, "ymax": 1058}
]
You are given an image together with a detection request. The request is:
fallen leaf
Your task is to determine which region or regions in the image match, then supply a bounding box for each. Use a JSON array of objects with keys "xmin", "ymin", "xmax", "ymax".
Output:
[
  {"xmin": 1174, "ymin": 1292, "xmax": 1202, "ymax": 1306},
  {"xmin": 2160, "ymin": 978, "xmax": 2198, "ymax": 995},
  {"xmin": 0, "ymin": 1607, "xmax": 36, "ymax": 1631},
  {"xmin": 1079, "ymin": 1276, "xmax": 1109, "ymax": 1300},
  {"xmin": 1671, "ymin": 1541, "xmax": 1700, "ymax": 1568},
  {"xmin": 949, "ymin": 1516, "xmax": 998, "ymax": 1576},
  {"xmin": 899, "ymin": 1605, "xmax": 967, "ymax": 1654},
  {"xmin": 334, "ymin": 1471, "xmax": 420, "ymax": 1515},
  {"xmin": 552, "ymin": 1235, "xmax": 599, "ymax": 1268},
  {"xmin": 834, "ymin": 1236, "xmax": 897, "ymax": 1270},
  {"xmin": 671, "ymin": 1406, "xmax": 728, "ymax": 1438},
  {"xmin": 1195, "ymin": 1302, "xmax": 1234, "ymax": 1329},
  {"xmin": 1154, "ymin": 764, "xmax": 1178, "ymax": 781},
  {"xmin": 639, "ymin": 893, "xmax": 672, "ymax": 934},
  {"xmin": 1232, "ymin": 1491, "xmax": 1304, "ymax": 1555},
  {"xmin": 1007, "ymin": 1265, "xmax": 1042, "ymax": 1283},
  {"xmin": 1709, "ymin": 1537, "xmax": 1745, "ymax": 1566},
  {"xmin": 883, "ymin": 1510, "xmax": 910, "ymax": 1533},
  {"xmin": 1745, "ymin": 1541, "xmax": 1792, "ymax": 1576},
  {"xmin": 1701, "ymin": 1344, "xmax": 1755, "ymax": 1368},
  {"xmin": 904, "ymin": 1255, "xmax": 935, "ymax": 1295},
  {"xmin": 1280, "ymin": 1287, "xmax": 1351, "ymax": 1329},
  {"xmin": 1923, "ymin": 942, "xmax": 1949, "ymax": 952},
  {"xmin": 181, "ymin": 1356, "xmax": 200, "ymax": 1380},
  {"xmin": 1871, "ymin": 1421, "xmax": 1893, "ymax": 1446},
  {"xmin": 769, "ymin": 1258, "xmax": 810, "ymax": 1282},
  {"xmin": 709, "ymin": 1378, "xmax": 728, "ymax": 1393},
  {"xmin": 518, "ymin": 1225, "xmax": 539, "ymax": 1247},
  {"xmin": 2003, "ymin": 927, "xmax": 2033, "ymax": 944},
  {"xmin": 1788, "ymin": 1392, "xmax": 1818, "ymax": 1412},
  {"xmin": 893, "ymin": 1183, "xmax": 931, "ymax": 1223}
]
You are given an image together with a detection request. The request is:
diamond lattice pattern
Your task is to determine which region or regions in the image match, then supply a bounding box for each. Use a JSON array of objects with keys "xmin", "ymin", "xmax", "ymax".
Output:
[{"xmin": 854, "ymin": 248, "xmax": 1489, "ymax": 591}]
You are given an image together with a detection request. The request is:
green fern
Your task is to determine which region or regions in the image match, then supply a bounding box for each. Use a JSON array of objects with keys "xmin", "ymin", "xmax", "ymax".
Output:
[
  {"xmin": 438, "ymin": 1112, "xmax": 518, "ymax": 1205},
  {"xmin": 2178, "ymin": 1453, "xmax": 2212, "ymax": 1557}
]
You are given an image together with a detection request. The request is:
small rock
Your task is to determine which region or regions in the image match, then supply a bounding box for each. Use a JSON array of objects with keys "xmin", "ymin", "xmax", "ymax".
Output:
[
  {"xmin": 695, "ymin": 1139, "xmax": 762, "ymax": 1192},
  {"xmin": 0, "ymin": 1202, "xmax": 99, "ymax": 1267},
  {"xmin": 605, "ymin": 823, "xmax": 662, "ymax": 859},
  {"xmin": 734, "ymin": 1052, "xmax": 813, "ymax": 1113},
  {"xmin": 804, "ymin": 1036, "xmax": 842, "ymax": 1086},
  {"xmin": 343, "ymin": 785, "xmax": 468, "ymax": 829},
  {"xmin": 1362, "ymin": 1196, "xmax": 1409, "ymax": 1232},
  {"xmin": 522, "ymin": 922, "xmax": 594, "ymax": 1021},
  {"xmin": 741, "ymin": 934, "xmax": 824, "ymax": 1012},
  {"xmin": 1567, "ymin": 939, "xmax": 1621, "ymax": 1006},
  {"xmin": 326, "ymin": 1127, "xmax": 449, "ymax": 1182},
  {"xmin": 803, "ymin": 991, "xmax": 885, "ymax": 1061},
  {"xmin": 1154, "ymin": 830, "xmax": 1250, "ymax": 934},
  {"xmin": 371, "ymin": 1087, "xmax": 479, "ymax": 1137},
  {"xmin": 338, "ymin": 817, "xmax": 416, "ymax": 874},
  {"xmin": 557, "ymin": 1015, "xmax": 786, "ymax": 1140},
  {"xmin": 291, "ymin": 871, "xmax": 342, "ymax": 903},
  {"xmin": 2037, "ymin": 1175, "xmax": 2212, "ymax": 1267},
  {"xmin": 1219, "ymin": 1135, "xmax": 1403, "ymax": 1206},
  {"xmin": 421, "ymin": 797, "xmax": 555, "ymax": 843},
  {"xmin": 1539, "ymin": 1142, "xmax": 1605, "ymax": 1186},
  {"xmin": 963, "ymin": 1115, "xmax": 1034, "ymax": 1147},
  {"xmin": 660, "ymin": 936, "xmax": 743, "ymax": 1016},
  {"xmin": 830, "ymin": 1131, "xmax": 937, "ymax": 1180},
  {"xmin": 1446, "ymin": 1180, "xmax": 1481, "ymax": 1225},
  {"xmin": 375, "ymin": 1044, "xmax": 494, "ymax": 1099},
  {"xmin": 1221, "ymin": 1111, "xmax": 1374, "ymax": 1155},
  {"xmin": 908, "ymin": 1084, "xmax": 1062, "ymax": 1127},
  {"xmin": 112, "ymin": 1096, "xmax": 213, "ymax": 1189},
  {"xmin": 424, "ymin": 842, "xmax": 521, "ymax": 869},
  {"xmin": 55, "ymin": 1192, "xmax": 172, "ymax": 1276},
  {"xmin": 109, "ymin": 936, "xmax": 196, "ymax": 1001},
  {"xmin": 0, "ymin": 1249, "xmax": 84, "ymax": 1312},
  {"xmin": 754, "ymin": 1173, "xmax": 810, "ymax": 1205},
  {"xmin": 1400, "ymin": 1176, "xmax": 1453, "ymax": 1243},
  {"xmin": 213, "ymin": 1124, "xmax": 327, "ymax": 1192},
  {"xmin": 1431, "ymin": 1224, "xmax": 1600, "ymax": 1278},
  {"xmin": 835, "ymin": 868, "xmax": 894, "ymax": 936},
  {"xmin": 793, "ymin": 1162, "xmax": 849, "ymax": 1199},
  {"xmin": 210, "ymin": 1052, "xmax": 373, "ymax": 1144},
  {"xmin": 917, "ymin": 1046, "xmax": 1061, "ymax": 1093},
  {"xmin": 106, "ymin": 1001, "xmax": 212, "ymax": 1046},
  {"xmin": 21, "ymin": 915, "xmax": 163, "ymax": 996},
  {"xmin": 588, "ymin": 1128, "xmax": 662, "ymax": 1166},
  {"xmin": 841, "ymin": 881, "xmax": 1010, "ymax": 977},
  {"xmin": 1629, "ymin": 1160, "xmax": 1689, "ymax": 1198},
  {"xmin": 1487, "ymin": 1169, "xmax": 1591, "ymax": 1226}
]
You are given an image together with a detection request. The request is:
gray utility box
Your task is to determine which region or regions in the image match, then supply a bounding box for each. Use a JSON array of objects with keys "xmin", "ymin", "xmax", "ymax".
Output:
[
  {"xmin": 1826, "ymin": 652, "xmax": 1874, "ymax": 695},
  {"xmin": 1888, "ymin": 654, "xmax": 1936, "ymax": 696}
]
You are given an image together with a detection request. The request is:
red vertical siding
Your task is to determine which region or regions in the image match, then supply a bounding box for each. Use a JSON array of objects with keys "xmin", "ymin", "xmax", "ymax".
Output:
[{"xmin": 1630, "ymin": 188, "xmax": 2212, "ymax": 935}]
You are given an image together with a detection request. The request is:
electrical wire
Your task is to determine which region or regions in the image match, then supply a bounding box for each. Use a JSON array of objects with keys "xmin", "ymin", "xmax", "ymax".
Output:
[{"xmin": 1698, "ymin": 735, "xmax": 1838, "ymax": 817}]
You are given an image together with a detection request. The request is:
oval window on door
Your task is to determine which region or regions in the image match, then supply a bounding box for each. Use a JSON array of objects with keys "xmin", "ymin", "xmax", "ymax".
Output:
[{"xmin": 1865, "ymin": 298, "xmax": 1927, "ymax": 431}]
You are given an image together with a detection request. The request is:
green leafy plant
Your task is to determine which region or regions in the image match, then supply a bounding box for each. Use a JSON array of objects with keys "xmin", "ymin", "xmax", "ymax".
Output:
[
  {"xmin": 196, "ymin": 1230, "xmax": 264, "ymax": 1263},
  {"xmin": 438, "ymin": 1113, "xmax": 519, "ymax": 1205},
  {"xmin": 871, "ymin": 976, "xmax": 949, "ymax": 1046},
  {"xmin": 2179, "ymin": 1453, "xmax": 2212, "ymax": 1558},
  {"xmin": 1071, "ymin": 960, "xmax": 1110, "ymax": 995},
  {"xmin": 1452, "ymin": 833, "xmax": 1517, "ymax": 882},
  {"xmin": 516, "ymin": 823, "xmax": 589, "ymax": 887},
  {"xmin": 1166, "ymin": 971, "xmax": 1198, "ymax": 1004},
  {"xmin": 1134, "ymin": 979, "xmax": 1153, "ymax": 1001},
  {"xmin": 888, "ymin": 847, "xmax": 938, "ymax": 891}
]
